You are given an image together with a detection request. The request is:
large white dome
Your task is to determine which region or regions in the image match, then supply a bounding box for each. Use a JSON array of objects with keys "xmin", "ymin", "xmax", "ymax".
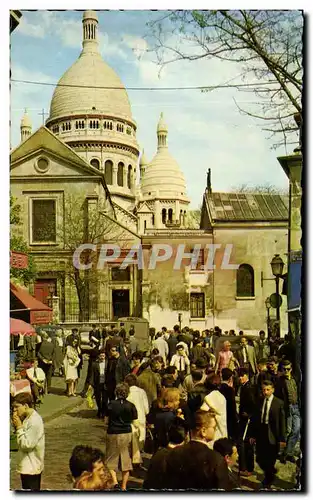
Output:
[{"xmin": 48, "ymin": 11, "xmax": 133, "ymax": 123}]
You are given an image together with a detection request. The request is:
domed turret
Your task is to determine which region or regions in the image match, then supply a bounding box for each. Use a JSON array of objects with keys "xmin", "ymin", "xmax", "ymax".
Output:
[
  {"xmin": 140, "ymin": 113, "xmax": 189, "ymax": 229},
  {"xmin": 141, "ymin": 113, "xmax": 189, "ymax": 200},
  {"xmin": 45, "ymin": 10, "xmax": 140, "ymax": 209},
  {"xmin": 20, "ymin": 109, "xmax": 32, "ymax": 142}
]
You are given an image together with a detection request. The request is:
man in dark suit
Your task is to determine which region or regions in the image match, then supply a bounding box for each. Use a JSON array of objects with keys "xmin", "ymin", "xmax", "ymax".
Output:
[
  {"xmin": 166, "ymin": 331, "xmax": 178, "ymax": 362},
  {"xmin": 250, "ymin": 380, "xmax": 286, "ymax": 489},
  {"xmin": 163, "ymin": 410, "xmax": 229, "ymax": 490},
  {"xmin": 219, "ymin": 368, "xmax": 238, "ymax": 440},
  {"xmin": 235, "ymin": 337, "xmax": 257, "ymax": 378},
  {"xmin": 213, "ymin": 438, "xmax": 240, "ymax": 490},
  {"xmin": 237, "ymin": 368, "xmax": 256, "ymax": 477},
  {"xmin": 89, "ymin": 349, "xmax": 108, "ymax": 418},
  {"xmin": 105, "ymin": 346, "xmax": 130, "ymax": 402}
]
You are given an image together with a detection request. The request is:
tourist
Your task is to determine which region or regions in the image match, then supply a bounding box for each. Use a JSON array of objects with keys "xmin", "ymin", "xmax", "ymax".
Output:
[
  {"xmin": 254, "ymin": 330, "xmax": 270, "ymax": 362},
  {"xmin": 275, "ymin": 360, "xmax": 300, "ymax": 464},
  {"xmin": 218, "ymin": 368, "xmax": 238, "ymax": 440},
  {"xmin": 69, "ymin": 445, "xmax": 111, "ymax": 487},
  {"xmin": 200, "ymin": 372, "xmax": 228, "ymax": 445},
  {"xmin": 166, "ymin": 329, "xmax": 178, "ymax": 362},
  {"xmin": 137, "ymin": 359, "xmax": 162, "ymax": 407},
  {"xmin": 63, "ymin": 335, "xmax": 80, "ymax": 397},
  {"xmin": 143, "ymin": 417, "xmax": 189, "ymax": 489},
  {"xmin": 163, "ymin": 410, "xmax": 229, "ymax": 489},
  {"xmin": 215, "ymin": 340, "xmax": 238, "ymax": 374},
  {"xmin": 235, "ymin": 337, "xmax": 258, "ymax": 378},
  {"xmin": 170, "ymin": 343, "xmax": 190, "ymax": 382},
  {"xmin": 105, "ymin": 346, "xmax": 130, "ymax": 402},
  {"xmin": 267, "ymin": 356, "xmax": 280, "ymax": 386},
  {"xmin": 130, "ymin": 351, "xmax": 145, "ymax": 376},
  {"xmin": 128, "ymin": 328, "xmax": 139, "ymax": 356},
  {"xmin": 237, "ymin": 368, "xmax": 256, "ymax": 477},
  {"xmin": 125, "ymin": 374, "xmax": 149, "ymax": 448},
  {"xmin": 89, "ymin": 348, "xmax": 108, "ymax": 418},
  {"xmin": 37, "ymin": 331, "xmax": 55, "ymax": 393},
  {"xmin": 52, "ymin": 329, "xmax": 65, "ymax": 376},
  {"xmin": 106, "ymin": 383, "xmax": 138, "ymax": 490},
  {"xmin": 26, "ymin": 358, "xmax": 46, "ymax": 406},
  {"xmin": 250, "ymin": 380, "xmax": 286, "ymax": 489},
  {"xmin": 152, "ymin": 332, "xmax": 169, "ymax": 365},
  {"xmin": 11, "ymin": 393, "xmax": 45, "ymax": 491},
  {"xmin": 213, "ymin": 438, "xmax": 240, "ymax": 490}
]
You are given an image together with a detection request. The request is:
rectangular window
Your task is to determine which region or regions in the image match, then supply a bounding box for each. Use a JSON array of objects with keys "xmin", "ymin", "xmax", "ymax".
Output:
[
  {"xmin": 32, "ymin": 199, "xmax": 56, "ymax": 243},
  {"xmin": 196, "ymin": 248, "xmax": 205, "ymax": 270},
  {"xmin": 190, "ymin": 292, "xmax": 205, "ymax": 318},
  {"xmin": 111, "ymin": 266, "xmax": 131, "ymax": 282}
]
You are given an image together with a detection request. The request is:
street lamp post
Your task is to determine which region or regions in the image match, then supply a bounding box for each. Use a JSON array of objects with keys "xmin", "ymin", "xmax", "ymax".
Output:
[
  {"xmin": 265, "ymin": 297, "xmax": 271, "ymax": 340},
  {"xmin": 270, "ymin": 254, "xmax": 285, "ymax": 338}
]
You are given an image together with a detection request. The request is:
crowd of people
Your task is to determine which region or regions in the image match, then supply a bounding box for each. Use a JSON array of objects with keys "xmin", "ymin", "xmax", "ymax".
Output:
[{"xmin": 11, "ymin": 324, "xmax": 301, "ymax": 491}]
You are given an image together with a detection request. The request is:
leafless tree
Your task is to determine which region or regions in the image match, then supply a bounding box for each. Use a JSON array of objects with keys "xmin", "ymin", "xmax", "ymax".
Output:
[
  {"xmin": 231, "ymin": 183, "xmax": 288, "ymax": 194},
  {"xmin": 61, "ymin": 195, "xmax": 131, "ymax": 322},
  {"xmin": 147, "ymin": 10, "xmax": 303, "ymax": 150}
]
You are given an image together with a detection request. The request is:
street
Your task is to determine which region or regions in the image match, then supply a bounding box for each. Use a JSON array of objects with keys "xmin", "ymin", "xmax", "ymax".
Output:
[{"xmin": 10, "ymin": 397, "xmax": 299, "ymax": 491}]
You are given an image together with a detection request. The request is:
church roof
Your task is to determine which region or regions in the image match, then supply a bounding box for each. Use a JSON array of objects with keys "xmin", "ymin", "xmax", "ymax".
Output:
[
  {"xmin": 205, "ymin": 190, "xmax": 288, "ymax": 222},
  {"xmin": 47, "ymin": 11, "xmax": 133, "ymax": 123}
]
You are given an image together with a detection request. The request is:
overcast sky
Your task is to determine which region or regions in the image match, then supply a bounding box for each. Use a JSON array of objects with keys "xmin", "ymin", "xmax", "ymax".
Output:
[{"xmin": 10, "ymin": 9, "xmax": 292, "ymax": 207}]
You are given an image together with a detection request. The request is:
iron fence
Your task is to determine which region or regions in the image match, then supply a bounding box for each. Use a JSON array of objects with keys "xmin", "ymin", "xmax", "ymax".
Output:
[{"xmin": 64, "ymin": 300, "xmax": 138, "ymax": 322}]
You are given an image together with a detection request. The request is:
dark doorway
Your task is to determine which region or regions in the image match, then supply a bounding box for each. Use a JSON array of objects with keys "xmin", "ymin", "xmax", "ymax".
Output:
[
  {"xmin": 34, "ymin": 279, "xmax": 57, "ymax": 305},
  {"xmin": 112, "ymin": 290, "xmax": 130, "ymax": 319}
]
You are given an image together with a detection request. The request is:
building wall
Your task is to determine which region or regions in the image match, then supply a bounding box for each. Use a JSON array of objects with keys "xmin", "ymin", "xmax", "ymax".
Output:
[
  {"xmin": 140, "ymin": 226, "xmax": 288, "ymax": 335},
  {"xmin": 212, "ymin": 226, "xmax": 288, "ymax": 334}
]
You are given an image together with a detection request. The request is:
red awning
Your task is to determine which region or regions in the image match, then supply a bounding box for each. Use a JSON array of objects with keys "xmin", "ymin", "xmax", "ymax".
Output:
[
  {"xmin": 10, "ymin": 318, "xmax": 36, "ymax": 336},
  {"xmin": 10, "ymin": 282, "xmax": 53, "ymax": 324}
]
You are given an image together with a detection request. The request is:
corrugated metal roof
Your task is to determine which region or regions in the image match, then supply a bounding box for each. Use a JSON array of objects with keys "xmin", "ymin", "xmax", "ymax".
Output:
[{"xmin": 208, "ymin": 192, "xmax": 288, "ymax": 221}]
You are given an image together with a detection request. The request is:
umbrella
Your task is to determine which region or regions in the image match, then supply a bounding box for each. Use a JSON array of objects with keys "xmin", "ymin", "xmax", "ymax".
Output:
[{"xmin": 10, "ymin": 318, "xmax": 36, "ymax": 336}]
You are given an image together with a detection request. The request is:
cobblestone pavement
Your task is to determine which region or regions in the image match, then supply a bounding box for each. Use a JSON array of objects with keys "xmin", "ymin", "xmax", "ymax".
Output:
[{"xmin": 10, "ymin": 396, "xmax": 300, "ymax": 491}]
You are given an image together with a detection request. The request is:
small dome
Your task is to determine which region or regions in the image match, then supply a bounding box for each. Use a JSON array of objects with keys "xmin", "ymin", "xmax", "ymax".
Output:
[
  {"xmin": 21, "ymin": 111, "xmax": 32, "ymax": 128},
  {"xmin": 141, "ymin": 149, "xmax": 188, "ymax": 198},
  {"xmin": 157, "ymin": 112, "xmax": 167, "ymax": 133}
]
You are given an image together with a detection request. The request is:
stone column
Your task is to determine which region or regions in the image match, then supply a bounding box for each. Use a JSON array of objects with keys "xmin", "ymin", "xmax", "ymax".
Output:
[
  {"xmin": 113, "ymin": 165, "xmax": 118, "ymax": 186},
  {"xmin": 154, "ymin": 199, "xmax": 160, "ymax": 228},
  {"xmin": 52, "ymin": 296, "xmax": 60, "ymax": 324},
  {"xmin": 123, "ymin": 167, "xmax": 128, "ymax": 188},
  {"xmin": 175, "ymin": 200, "xmax": 179, "ymax": 222}
]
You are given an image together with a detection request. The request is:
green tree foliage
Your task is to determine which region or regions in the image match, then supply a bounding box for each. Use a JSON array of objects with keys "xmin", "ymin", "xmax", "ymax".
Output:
[{"xmin": 10, "ymin": 195, "xmax": 36, "ymax": 285}]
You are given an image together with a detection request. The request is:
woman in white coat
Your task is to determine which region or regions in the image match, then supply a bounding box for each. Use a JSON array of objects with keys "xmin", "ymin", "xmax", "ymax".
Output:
[
  {"xmin": 125, "ymin": 374, "xmax": 149, "ymax": 463},
  {"xmin": 63, "ymin": 337, "xmax": 80, "ymax": 397},
  {"xmin": 200, "ymin": 373, "xmax": 228, "ymax": 447}
]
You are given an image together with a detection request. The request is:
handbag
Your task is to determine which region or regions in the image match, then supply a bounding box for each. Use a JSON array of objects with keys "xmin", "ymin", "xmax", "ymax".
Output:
[{"xmin": 227, "ymin": 354, "xmax": 236, "ymax": 371}]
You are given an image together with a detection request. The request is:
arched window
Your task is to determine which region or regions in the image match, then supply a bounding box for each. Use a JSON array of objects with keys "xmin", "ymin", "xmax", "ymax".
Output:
[
  {"xmin": 127, "ymin": 165, "xmax": 132, "ymax": 189},
  {"xmin": 90, "ymin": 158, "xmax": 100, "ymax": 169},
  {"xmin": 236, "ymin": 264, "xmax": 255, "ymax": 297},
  {"xmin": 168, "ymin": 208, "xmax": 173, "ymax": 223},
  {"xmin": 105, "ymin": 160, "xmax": 113, "ymax": 185},
  {"xmin": 117, "ymin": 162, "xmax": 124, "ymax": 186},
  {"xmin": 162, "ymin": 208, "xmax": 166, "ymax": 224}
]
